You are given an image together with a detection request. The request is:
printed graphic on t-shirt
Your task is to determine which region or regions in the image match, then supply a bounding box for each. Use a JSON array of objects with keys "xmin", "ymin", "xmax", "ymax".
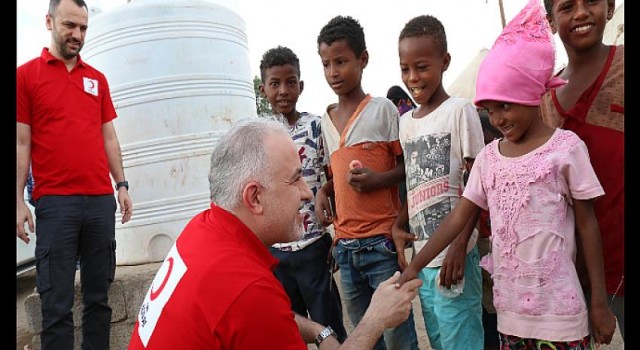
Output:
[
  {"xmin": 405, "ymin": 133, "xmax": 452, "ymax": 240},
  {"xmin": 137, "ymin": 245, "xmax": 187, "ymax": 346}
]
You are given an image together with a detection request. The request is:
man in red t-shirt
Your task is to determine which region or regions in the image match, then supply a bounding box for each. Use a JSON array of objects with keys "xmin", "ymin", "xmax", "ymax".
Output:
[
  {"xmin": 128, "ymin": 119, "xmax": 423, "ymax": 349},
  {"xmin": 16, "ymin": 0, "xmax": 132, "ymax": 349}
]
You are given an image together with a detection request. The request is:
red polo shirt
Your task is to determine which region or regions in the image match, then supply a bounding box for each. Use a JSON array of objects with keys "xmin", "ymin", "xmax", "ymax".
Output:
[
  {"xmin": 16, "ymin": 48, "xmax": 117, "ymax": 200},
  {"xmin": 128, "ymin": 204, "xmax": 307, "ymax": 349}
]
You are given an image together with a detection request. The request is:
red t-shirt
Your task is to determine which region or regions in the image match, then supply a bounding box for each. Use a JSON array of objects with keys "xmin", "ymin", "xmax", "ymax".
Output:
[
  {"xmin": 128, "ymin": 204, "xmax": 307, "ymax": 349},
  {"xmin": 16, "ymin": 48, "xmax": 117, "ymax": 200},
  {"xmin": 540, "ymin": 45, "xmax": 624, "ymax": 296}
]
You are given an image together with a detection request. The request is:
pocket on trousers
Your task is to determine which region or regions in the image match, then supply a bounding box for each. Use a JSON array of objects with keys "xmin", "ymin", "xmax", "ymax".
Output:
[
  {"xmin": 372, "ymin": 238, "xmax": 397, "ymax": 257},
  {"xmin": 35, "ymin": 246, "xmax": 52, "ymax": 293},
  {"xmin": 108, "ymin": 240, "xmax": 117, "ymax": 283}
]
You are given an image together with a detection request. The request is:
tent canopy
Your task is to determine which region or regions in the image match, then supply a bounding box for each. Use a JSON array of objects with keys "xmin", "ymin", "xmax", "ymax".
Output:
[{"xmin": 447, "ymin": 48, "xmax": 488, "ymax": 103}]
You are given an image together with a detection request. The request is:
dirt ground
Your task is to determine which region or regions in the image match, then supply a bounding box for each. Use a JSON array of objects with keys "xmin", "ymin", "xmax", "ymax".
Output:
[{"xmin": 17, "ymin": 265, "xmax": 624, "ymax": 350}]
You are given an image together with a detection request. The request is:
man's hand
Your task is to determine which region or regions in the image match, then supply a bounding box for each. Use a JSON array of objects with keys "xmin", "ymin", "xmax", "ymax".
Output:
[
  {"xmin": 117, "ymin": 189, "xmax": 133, "ymax": 224},
  {"xmin": 16, "ymin": 200, "xmax": 34, "ymax": 244},
  {"xmin": 364, "ymin": 271, "xmax": 422, "ymax": 329}
]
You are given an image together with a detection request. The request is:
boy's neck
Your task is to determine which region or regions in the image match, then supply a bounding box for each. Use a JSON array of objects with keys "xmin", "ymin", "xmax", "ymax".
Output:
[
  {"xmin": 282, "ymin": 110, "xmax": 301, "ymax": 126},
  {"xmin": 337, "ymin": 87, "xmax": 367, "ymax": 108},
  {"xmin": 414, "ymin": 87, "xmax": 449, "ymax": 118},
  {"xmin": 564, "ymin": 43, "xmax": 610, "ymax": 77}
]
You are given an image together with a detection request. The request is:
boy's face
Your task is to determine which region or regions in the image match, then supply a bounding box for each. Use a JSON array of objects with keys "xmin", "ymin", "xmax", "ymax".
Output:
[
  {"xmin": 259, "ymin": 64, "xmax": 303, "ymax": 118},
  {"xmin": 318, "ymin": 39, "xmax": 367, "ymax": 96},
  {"xmin": 546, "ymin": 0, "xmax": 614, "ymax": 52},
  {"xmin": 398, "ymin": 35, "xmax": 450, "ymax": 106}
]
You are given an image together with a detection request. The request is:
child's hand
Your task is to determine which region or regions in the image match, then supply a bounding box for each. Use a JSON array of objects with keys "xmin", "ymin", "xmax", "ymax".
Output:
[
  {"xmin": 439, "ymin": 241, "xmax": 466, "ymax": 288},
  {"xmin": 588, "ymin": 301, "xmax": 616, "ymax": 345},
  {"xmin": 347, "ymin": 163, "xmax": 378, "ymax": 192},
  {"xmin": 394, "ymin": 265, "xmax": 419, "ymax": 288},
  {"xmin": 392, "ymin": 225, "xmax": 416, "ymax": 271},
  {"xmin": 314, "ymin": 186, "xmax": 334, "ymax": 226}
]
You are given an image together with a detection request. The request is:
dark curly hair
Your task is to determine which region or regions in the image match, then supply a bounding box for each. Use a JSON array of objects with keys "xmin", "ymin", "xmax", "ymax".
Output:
[
  {"xmin": 317, "ymin": 15, "xmax": 366, "ymax": 57},
  {"xmin": 259, "ymin": 46, "xmax": 301, "ymax": 82},
  {"xmin": 399, "ymin": 15, "xmax": 447, "ymax": 56}
]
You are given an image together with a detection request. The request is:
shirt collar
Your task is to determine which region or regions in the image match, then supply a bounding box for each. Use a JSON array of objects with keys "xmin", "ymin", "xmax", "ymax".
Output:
[
  {"xmin": 207, "ymin": 203, "xmax": 279, "ymax": 271},
  {"xmin": 40, "ymin": 47, "xmax": 87, "ymax": 68}
]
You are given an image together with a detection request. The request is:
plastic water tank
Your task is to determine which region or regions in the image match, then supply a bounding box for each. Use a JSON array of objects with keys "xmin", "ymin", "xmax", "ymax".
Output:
[{"xmin": 82, "ymin": 0, "xmax": 257, "ymax": 265}]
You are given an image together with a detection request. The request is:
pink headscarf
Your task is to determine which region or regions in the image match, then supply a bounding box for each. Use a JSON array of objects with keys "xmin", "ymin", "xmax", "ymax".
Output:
[{"xmin": 475, "ymin": 0, "xmax": 566, "ymax": 107}]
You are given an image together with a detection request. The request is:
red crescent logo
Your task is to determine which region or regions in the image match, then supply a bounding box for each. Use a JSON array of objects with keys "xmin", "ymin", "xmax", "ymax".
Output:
[
  {"xmin": 150, "ymin": 257, "xmax": 174, "ymax": 301},
  {"xmin": 89, "ymin": 80, "xmax": 95, "ymax": 89}
]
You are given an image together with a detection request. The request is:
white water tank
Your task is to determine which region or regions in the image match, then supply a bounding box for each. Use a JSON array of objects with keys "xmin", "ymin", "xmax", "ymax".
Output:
[{"xmin": 82, "ymin": 0, "xmax": 257, "ymax": 265}]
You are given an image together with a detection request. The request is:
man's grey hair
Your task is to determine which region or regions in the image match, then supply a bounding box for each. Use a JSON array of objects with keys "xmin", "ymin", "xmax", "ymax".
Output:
[{"xmin": 208, "ymin": 118, "xmax": 290, "ymax": 210}]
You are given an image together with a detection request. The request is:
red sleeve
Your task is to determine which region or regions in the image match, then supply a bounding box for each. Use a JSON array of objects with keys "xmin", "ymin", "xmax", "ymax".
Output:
[
  {"xmin": 98, "ymin": 72, "xmax": 117, "ymax": 124},
  {"xmin": 215, "ymin": 278, "xmax": 307, "ymax": 350},
  {"xmin": 16, "ymin": 65, "xmax": 31, "ymax": 125}
]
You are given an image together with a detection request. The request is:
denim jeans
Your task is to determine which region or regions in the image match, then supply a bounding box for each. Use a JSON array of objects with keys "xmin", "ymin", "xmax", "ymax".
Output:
[{"xmin": 334, "ymin": 235, "xmax": 419, "ymax": 350}]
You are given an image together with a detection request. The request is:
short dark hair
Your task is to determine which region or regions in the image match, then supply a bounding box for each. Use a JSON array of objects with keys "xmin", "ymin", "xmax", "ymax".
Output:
[
  {"xmin": 259, "ymin": 46, "xmax": 301, "ymax": 82},
  {"xmin": 317, "ymin": 15, "xmax": 366, "ymax": 57},
  {"xmin": 399, "ymin": 15, "xmax": 447, "ymax": 56},
  {"xmin": 543, "ymin": 0, "xmax": 553, "ymax": 15},
  {"xmin": 49, "ymin": 0, "xmax": 88, "ymax": 17}
]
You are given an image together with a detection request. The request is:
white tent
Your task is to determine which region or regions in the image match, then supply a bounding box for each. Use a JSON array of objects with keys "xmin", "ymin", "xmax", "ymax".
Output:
[
  {"xmin": 603, "ymin": 3, "xmax": 624, "ymax": 45},
  {"xmin": 447, "ymin": 48, "xmax": 489, "ymax": 102}
]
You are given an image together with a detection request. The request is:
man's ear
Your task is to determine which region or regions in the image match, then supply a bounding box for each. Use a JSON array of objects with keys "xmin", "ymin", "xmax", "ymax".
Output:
[
  {"xmin": 242, "ymin": 182, "xmax": 264, "ymax": 214},
  {"xmin": 46, "ymin": 13, "xmax": 53, "ymax": 31},
  {"xmin": 299, "ymin": 80, "xmax": 304, "ymax": 94}
]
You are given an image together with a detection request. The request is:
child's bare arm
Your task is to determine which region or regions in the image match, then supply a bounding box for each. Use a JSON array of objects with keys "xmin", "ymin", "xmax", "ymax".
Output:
[
  {"xmin": 391, "ymin": 201, "xmax": 416, "ymax": 271},
  {"xmin": 315, "ymin": 178, "xmax": 335, "ymax": 226},
  {"xmin": 439, "ymin": 213, "xmax": 478, "ymax": 287},
  {"xmin": 396, "ymin": 198, "xmax": 480, "ymax": 286},
  {"xmin": 573, "ymin": 198, "xmax": 616, "ymax": 345}
]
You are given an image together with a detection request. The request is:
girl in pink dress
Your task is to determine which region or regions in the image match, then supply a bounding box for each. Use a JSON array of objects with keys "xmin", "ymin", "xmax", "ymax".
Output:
[{"xmin": 394, "ymin": 0, "xmax": 616, "ymax": 348}]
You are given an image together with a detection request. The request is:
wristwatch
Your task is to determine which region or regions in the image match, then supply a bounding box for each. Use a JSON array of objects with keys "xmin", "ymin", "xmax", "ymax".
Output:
[
  {"xmin": 314, "ymin": 326, "xmax": 337, "ymax": 347},
  {"xmin": 115, "ymin": 181, "xmax": 129, "ymax": 191}
]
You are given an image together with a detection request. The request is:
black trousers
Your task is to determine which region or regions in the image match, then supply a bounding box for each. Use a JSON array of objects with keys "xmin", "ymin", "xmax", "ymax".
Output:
[
  {"xmin": 270, "ymin": 233, "xmax": 348, "ymax": 342},
  {"xmin": 34, "ymin": 195, "xmax": 117, "ymax": 350}
]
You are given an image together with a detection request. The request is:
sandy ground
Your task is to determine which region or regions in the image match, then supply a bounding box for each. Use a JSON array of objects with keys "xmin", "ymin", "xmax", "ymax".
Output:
[{"xmin": 17, "ymin": 264, "xmax": 624, "ymax": 350}]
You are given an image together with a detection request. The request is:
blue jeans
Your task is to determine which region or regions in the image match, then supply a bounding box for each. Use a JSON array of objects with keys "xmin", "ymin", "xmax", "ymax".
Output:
[
  {"xmin": 334, "ymin": 235, "xmax": 419, "ymax": 350},
  {"xmin": 417, "ymin": 246, "xmax": 484, "ymax": 350}
]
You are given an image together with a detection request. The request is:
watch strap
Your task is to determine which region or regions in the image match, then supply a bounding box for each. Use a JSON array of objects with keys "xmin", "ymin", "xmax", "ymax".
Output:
[
  {"xmin": 115, "ymin": 181, "xmax": 129, "ymax": 191},
  {"xmin": 314, "ymin": 325, "xmax": 336, "ymax": 347}
]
